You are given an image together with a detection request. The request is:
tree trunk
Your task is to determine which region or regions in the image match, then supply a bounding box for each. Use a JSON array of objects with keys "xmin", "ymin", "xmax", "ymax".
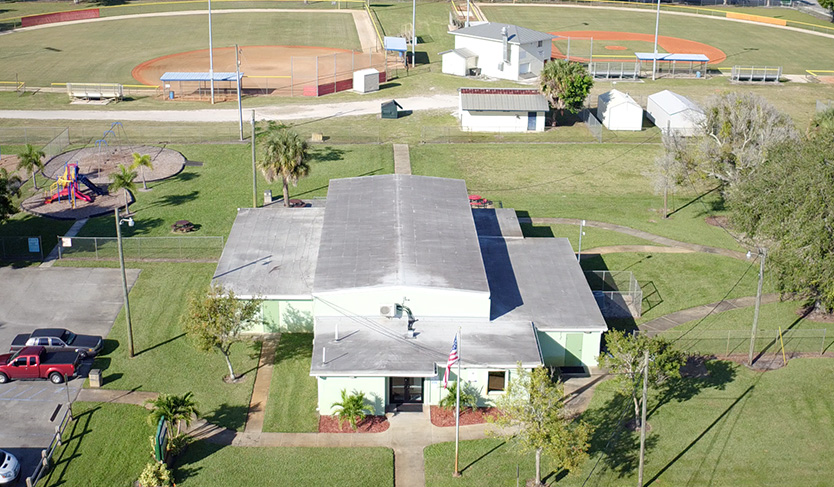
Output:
[
  {"xmin": 535, "ymin": 448, "xmax": 542, "ymax": 486},
  {"xmin": 123, "ymin": 189, "xmax": 130, "ymax": 215},
  {"xmin": 222, "ymin": 350, "xmax": 237, "ymax": 380},
  {"xmin": 633, "ymin": 393, "xmax": 641, "ymax": 428},
  {"xmin": 33, "ymin": 170, "xmax": 39, "ymax": 191},
  {"xmin": 282, "ymin": 177, "xmax": 290, "ymax": 207},
  {"xmin": 142, "ymin": 168, "xmax": 148, "ymax": 191}
]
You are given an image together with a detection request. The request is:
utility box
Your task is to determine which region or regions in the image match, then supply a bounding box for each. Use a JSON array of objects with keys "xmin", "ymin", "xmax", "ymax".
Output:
[
  {"xmin": 89, "ymin": 369, "xmax": 102, "ymax": 388},
  {"xmin": 381, "ymin": 100, "xmax": 403, "ymax": 119},
  {"xmin": 264, "ymin": 190, "xmax": 273, "ymax": 204},
  {"xmin": 353, "ymin": 68, "xmax": 379, "ymax": 94}
]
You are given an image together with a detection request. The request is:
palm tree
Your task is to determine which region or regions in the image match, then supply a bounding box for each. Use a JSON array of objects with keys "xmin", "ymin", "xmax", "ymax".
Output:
[
  {"xmin": 539, "ymin": 59, "xmax": 594, "ymax": 123},
  {"xmin": 17, "ymin": 144, "xmax": 45, "ymax": 191},
  {"xmin": 331, "ymin": 389, "xmax": 371, "ymax": 431},
  {"xmin": 145, "ymin": 392, "xmax": 200, "ymax": 436},
  {"xmin": 109, "ymin": 164, "xmax": 138, "ymax": 215},
  {"xmin": 258, "ymin": 125, "xmax": 310, "ymax": 207},
  {"xmin": 0, "ymin": 168, "xmax": 22, "ymax": 224},
  {"xmin": 438, "ymin": 381, "xmax": 479, "ymax": 412},
  {"xmin": 130, "ymin": 153, "xmax": 154, "ymax": 191}
]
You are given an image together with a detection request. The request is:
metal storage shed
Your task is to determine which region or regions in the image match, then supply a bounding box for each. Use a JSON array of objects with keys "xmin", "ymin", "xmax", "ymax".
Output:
[
  {"xmin": 646, "ymin": 90, "xmax": 705, "ymax": 136},
  {"xmin": 597, "ymin": 89, "xmax": 643, "ymax": 131}
]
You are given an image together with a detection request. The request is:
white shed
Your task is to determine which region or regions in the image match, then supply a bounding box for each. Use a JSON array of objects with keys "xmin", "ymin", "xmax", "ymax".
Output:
[
  {"xmin": 597, "ymin": 89, "xmax": 643, "ymax": 131},
  {"xmin": 459, "ymin": 88, "xmax": 548, "ymax": 132},
  {"xmin": 440, "ymin": 48, "xmax": 479, "ymax": 77},
  {"xmin": 646, "ymin": 90, "xmax": 705, "ymax": 136},
  {"xmin": 353, "ymin": 68, "xmax": 379, "ymax": 94}
]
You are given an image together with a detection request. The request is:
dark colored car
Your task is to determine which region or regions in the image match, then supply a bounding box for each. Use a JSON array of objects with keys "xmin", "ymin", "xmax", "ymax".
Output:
[{"xmin": 10, "ymin": 328, "xmax": 102, "ymax": 358}]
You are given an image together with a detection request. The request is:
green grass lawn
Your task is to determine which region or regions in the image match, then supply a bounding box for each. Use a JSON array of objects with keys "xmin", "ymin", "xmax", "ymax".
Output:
[
  {"xmin": 262, "ymin": 333, "xmax": 319, "ymax": 433},
  {"xmin": 43, "ymin": 402, "xmax": 153, "ymax": 487},
  {"xmin": 425, "ymin": 358, "xmax": 834, "ymax": 486},
  {"xmin": 482, "ymin": 5, "xmax": 833, "ymax": 74},
  {"xmin": 175, "ymin": 442, "xmax": 393, "ymax": 487},
  {"xmin": 0, "ymin": 12, "xmax": 360, "ymax": 85},
  {"xmin": 56, "ymin": 261, "xmax": 259, "ymax": 431},
  {"xmin": 522, "ymin": 222, "xmax": 663, "ymax": 249},
  {"xmin": 581, "ymin": 252, "xmax": 773, "ymax": 326}
]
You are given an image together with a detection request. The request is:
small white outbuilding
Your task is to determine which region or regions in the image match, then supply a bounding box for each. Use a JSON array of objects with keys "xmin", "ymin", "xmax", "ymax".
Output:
[
  {"xmin": 353, "ymin": 68, "xmax": 380, "ymax": 94},
  {"xmin": 459, "ymin": 88, "xmax": 548, "ymax": 132},
  {"xmin": 597, "ymin": 89, "xmax": 643, "ymax": 131},
  {"xmin": 646, "ymin": 90, "xmax": 705, "ymax": 136},
  {"xmin": 440, "ymin": 48, "xmax": 479, "ymax": 77}
]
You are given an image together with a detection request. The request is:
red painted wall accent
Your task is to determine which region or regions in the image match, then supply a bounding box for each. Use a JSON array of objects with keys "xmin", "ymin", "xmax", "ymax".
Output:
[{"xmin": 21, "ymin": 9, "xmax": 100, "ymax": 28}]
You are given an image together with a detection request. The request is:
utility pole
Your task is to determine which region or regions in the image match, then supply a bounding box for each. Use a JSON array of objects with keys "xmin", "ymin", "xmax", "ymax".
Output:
[
  {"xmin": 115, "ymin": 208, "xmax": 134, "ymax": 358},
  {"xmin": 651, "ymin": 0, "xmax": 661, "ymax": 81},
  {"xmin": 236, "ymin": 44, "xmax": 243, "ymax": 141},
  {"xmin": 208, "ymin": 0, "xmax": 215, "ymax": 104},
  {"xmin": 411, "ymin": 0, "xmax": 416, "ymax": 67},
  {"xmin": 638, "ymin": 350, "xmax": 649, "ymax": 487},
  {"xmin": 748, "ymin": 248, "xmax": 767, "ymax": 366},
  {"xmin": 251, "ymin": 110, "xmax": 257, "ymax": 208}
]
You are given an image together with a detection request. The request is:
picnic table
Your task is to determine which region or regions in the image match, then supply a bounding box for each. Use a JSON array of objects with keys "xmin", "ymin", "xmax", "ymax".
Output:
[
  {"xmin": 289, "ymin": 199, "xmax": 307, "ymax": 208},
  {"xmin": 171, "ymin": 220, "xmax": 195, "ymax": 233},
  {"xmin": 468, "ymin": 195, "xmax": 492, "ymax": 209}
]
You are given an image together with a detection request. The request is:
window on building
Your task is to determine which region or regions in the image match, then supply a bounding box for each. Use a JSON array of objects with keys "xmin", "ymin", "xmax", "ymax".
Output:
[
  {"xmin": 537, "ymin": 40, "xmax": 543, "ymax": 48},
  {"xmin": 488, "ymin": 371, "xmax": 506, "ymax": 393}
]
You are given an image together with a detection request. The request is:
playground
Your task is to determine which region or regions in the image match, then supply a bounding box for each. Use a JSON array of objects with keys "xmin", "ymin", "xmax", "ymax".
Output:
[{"xmin": 20, "ymin": 124, "xmax": 185, "ymax": 220}]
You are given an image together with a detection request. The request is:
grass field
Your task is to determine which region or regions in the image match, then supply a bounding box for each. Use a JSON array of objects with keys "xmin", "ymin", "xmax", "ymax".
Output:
[
  {"xmin": 482, "ymin": 5, "xmax": 833, "ymax": 74},
  {"xmin": 425, "ymin": 358, "xmax": 834, "ymax": 486},
  {"xmin": 262, "ymin": 333, "xmax": 319, "ymax": 433},
  {"xmin": 0, "ymin": 11, "xmax": 360, "ymax": 86}
]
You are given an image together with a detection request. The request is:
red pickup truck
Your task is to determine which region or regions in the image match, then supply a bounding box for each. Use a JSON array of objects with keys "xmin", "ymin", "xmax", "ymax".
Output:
[{"xmin": 0, "ymin": 346, "xmax": 81, "ymax": 384}]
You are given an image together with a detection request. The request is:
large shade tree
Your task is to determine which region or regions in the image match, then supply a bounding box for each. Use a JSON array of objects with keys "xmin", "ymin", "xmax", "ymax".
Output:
[
  {"xmin": 539, "ymin": 60, "xmax": 594, "ymax": 122},
  {"xmin": 258, "ymin": 124, "xmax": 310, "ymax": 207},
  {"xmin": 490, "ymin": 366, "xmax": 591, "ymax": 486},
  {"xmin": 0, "ymin": 168, "xmax": 22, "ymax": 224},
  {"xmin": 727, "ymin": 111, "xmax": 834, "ymax": 312},
  {"xmin": 109, "ymin": 164, "xmax": 138, "ymax": 215},
  {"xmin": 17, "ymin": 144, "xmax": 45, "ymax": 191}
]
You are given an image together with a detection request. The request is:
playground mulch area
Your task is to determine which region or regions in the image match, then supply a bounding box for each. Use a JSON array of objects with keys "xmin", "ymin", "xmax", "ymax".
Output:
[
  {"xmin": 21, "ymin": 190, "xmax": 131, "ymax": 220},
  {"xmin": 550, "ymin": 31, "xmax": 727, "ymax": 64}
]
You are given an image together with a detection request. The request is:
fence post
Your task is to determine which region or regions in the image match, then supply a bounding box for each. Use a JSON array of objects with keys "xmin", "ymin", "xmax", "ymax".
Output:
[
  {"xmin": 726, "ymin": 330, "xmax": 730, "ymax": 356},
  {"xmin": 94, "ymin": 237, "xmax": 98, "ymax": 260},
  {"xmin": 822, "ymin": 328, "xmax": 827, "ymax": 356},
  {"xmin": 39, "ymin": 236, "xmax": 43, "ymax": 261}
]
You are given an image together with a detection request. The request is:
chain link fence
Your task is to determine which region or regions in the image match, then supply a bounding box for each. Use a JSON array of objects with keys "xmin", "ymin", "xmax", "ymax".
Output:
[
  {"xmin": 580, "ymin": 108, "xmax": 603, "ymax": 143},
  {"xmin": 585, "ymin": 270, "xmax": 642, "ymax": 318},
  {"xmin": 57, "ymin": 236, "xmax": 224, "ymax": 262},
  {"xmin": 645, "ymin": 328, "xmax": 832, "ymax": 357},
  {"xmin": 0, "ymin": 236, "xmax": 44, "ymax": 261}
]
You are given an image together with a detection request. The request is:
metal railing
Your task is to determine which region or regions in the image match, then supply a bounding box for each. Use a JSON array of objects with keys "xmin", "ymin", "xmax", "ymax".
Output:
[
  {"xmin": 731, "ymin": 65, "xmax": 782, "ymax": 82},
  {"xmin": 25, "ymin": 407, "xmax": 72, "ymax": 487},
  {"xmin": 57, "ymin": 235, "xmax": 224, "ymax": 262}
]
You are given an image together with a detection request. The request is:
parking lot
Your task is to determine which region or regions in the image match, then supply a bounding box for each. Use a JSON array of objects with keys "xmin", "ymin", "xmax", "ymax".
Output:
[{"xmin": 0, "ymin": 267, "xmax": 140, "ymax": 485}]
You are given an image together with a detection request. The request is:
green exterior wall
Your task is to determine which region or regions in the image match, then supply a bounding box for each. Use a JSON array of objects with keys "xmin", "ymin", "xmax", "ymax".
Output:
[
  {"xmin": 537, "ymin": 331, "xmax": 603, "ymax": 368},
  {"xmin": 243, "ymin": 299, "xmax": 314, "ymax": 334},
  {"xmin": 317, "ymin": 376, "xmax": 387, "ymax": 415},
  {"xmin": 425, "ymin": 367, "xmax": 522, "ymax": 408}
]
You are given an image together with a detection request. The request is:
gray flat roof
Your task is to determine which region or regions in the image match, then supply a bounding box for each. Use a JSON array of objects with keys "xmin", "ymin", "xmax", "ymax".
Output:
[
  {"xmin": 439, "ymin": 47, "xmax": 478, "ymax": 59},
  {"xmin": 213, "ymin": 207, "xmax": 324, "ymax": 297},
  {"xmin": 482, "ymin": 237, "xmax": 607, "ymax": 331},
  {"xmin": 450, "ymin": 22, "xmax": 554, "ymax": 45},
  {"xmin": 472, "ymin": 208, "xmax": 524, "ymax": 238},
  {"xmin": 310, "ymin": 316, "xmax": 542, "ymax": 376},
  {"xmin": 313, "ymin": 175, "xmax": 489, "ymax": 294},
  {"xmin": 460, "ymin": 88, "xmax": 549, "ymax": 112}
]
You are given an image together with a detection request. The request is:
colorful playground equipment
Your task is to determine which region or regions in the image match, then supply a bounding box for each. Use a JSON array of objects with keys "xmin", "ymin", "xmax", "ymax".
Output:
[{"xmin": 44, "ymin": 162, "xmax": 107, "ymax": 207}]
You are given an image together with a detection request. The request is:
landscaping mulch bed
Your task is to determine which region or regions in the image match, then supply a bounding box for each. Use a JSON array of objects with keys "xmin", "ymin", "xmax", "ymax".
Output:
[
  {"xmin": 430, "ymin": 406, "xmax": 499, "ymax": 427},
  {"xmin": 318, "ymin": 415, "xmax": 389, "ymax": 433}
]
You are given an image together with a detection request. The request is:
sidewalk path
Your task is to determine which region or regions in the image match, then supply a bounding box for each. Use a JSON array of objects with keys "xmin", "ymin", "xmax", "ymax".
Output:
[
  {"xmin": 393, "ymin": 144, "xmax": 411, "ymax": 175},
  {"xmin": 0, "ymin": 95, "xmax": 458, "ymax": 123},
  {"xmin": 520, "ymin": 217, "xmax": 748, "ymax": 260},
  {"xmin": 639, "ymin": 294, "xmax": 782, "ymax": 333},
  {"xmin": 40, "ymin": 218, "xmax": 87, "ymax": 268}
]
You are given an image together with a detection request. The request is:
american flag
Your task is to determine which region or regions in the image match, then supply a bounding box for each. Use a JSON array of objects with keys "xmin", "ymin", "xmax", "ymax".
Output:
[{"xmin": 443, "ymin": 334, "xmax": 459, "ymax": 389}]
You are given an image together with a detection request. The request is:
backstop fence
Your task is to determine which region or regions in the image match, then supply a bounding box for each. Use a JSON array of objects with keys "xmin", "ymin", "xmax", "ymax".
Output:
[
  {"xmin": 57, "ymin": 235, "xmax": 224, "ymax": 262},
  {"xmin": 644, "ymin": 328, "xmax": 832, "ymax": 358},
  {"xmin": 0, "ymin": 236, "xmax": 44, "ymax": 261},
  {"xmin": 585, "ymin": 270, "xmax": 642, "ymax": 318}
]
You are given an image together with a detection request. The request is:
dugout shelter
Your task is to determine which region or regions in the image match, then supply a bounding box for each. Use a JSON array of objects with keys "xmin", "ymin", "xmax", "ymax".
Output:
[{"xmin": 160, "ymin": 72, "xmax": 243, "ymax": 101}]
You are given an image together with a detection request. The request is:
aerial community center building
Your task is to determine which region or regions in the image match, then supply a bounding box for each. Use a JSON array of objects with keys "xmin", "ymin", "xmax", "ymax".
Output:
[
  {"xmin": 441, "ymin": 22, "xmax": 554, "ymax": 81},
  {"xmin": 213, "ymin": 175, "xmax": 607, "ymax": 414}
]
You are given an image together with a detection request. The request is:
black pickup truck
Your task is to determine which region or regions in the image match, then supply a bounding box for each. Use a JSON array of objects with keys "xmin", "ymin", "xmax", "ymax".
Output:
[{"xmin": 10, "ymin": 328, "xmax": 102, "ymax": 358}]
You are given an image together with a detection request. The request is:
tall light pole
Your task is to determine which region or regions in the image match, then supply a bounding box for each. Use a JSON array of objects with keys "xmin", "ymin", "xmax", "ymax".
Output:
[
  {"xmin": 637, "ymin": 350, "xmax": 649, "ymax": 487},
  {"xmin": 748, "ymin": 248, "xmax": 767, "ymax": 366},
  {"xmin": 411, "ymin": 0, "xmax": 416, "ymax": 67},
  {"xmin": 236, "ymin": 44, "xmax": 243, "ymax": 141},
  {"xmin": 251, "ymin": 110, "xmax": 257, "ymax": 208},
  {"xmin": 208, "ymin": 0, "xmax": 215, "ymax": 104},
  {"xmin": 465, "ymin": 0, "xmax": 471, "ymax": 27},
  {"xmin": 652, "ymin": 0, "xmax": 661, "ymax": 81},
  {"xmin": 114, "ymin": 208, "xmax": 135, "ymax": 358}
]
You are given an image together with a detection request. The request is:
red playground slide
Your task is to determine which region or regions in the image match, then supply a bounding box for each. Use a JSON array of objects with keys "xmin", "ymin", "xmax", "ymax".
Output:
[{"xmin": 44, "ymin": 183, "xmax": 93, "ymax": 204}]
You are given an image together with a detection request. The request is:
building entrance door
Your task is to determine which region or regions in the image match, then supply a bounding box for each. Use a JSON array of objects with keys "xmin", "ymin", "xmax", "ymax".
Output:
[{"xmin": 390, "ymin": 377, "xmax": 423, "ymax": 404}]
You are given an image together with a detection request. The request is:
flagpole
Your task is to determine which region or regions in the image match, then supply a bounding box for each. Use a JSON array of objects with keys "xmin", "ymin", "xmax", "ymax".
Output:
[{"xmin": 453, "ymin": 327, "xmax": 461, "ymax": 477}]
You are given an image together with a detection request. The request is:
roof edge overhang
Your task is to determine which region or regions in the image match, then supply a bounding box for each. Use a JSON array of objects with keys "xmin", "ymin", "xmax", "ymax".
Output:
[
  {"xmin": 312, "ymin": 284, "xmax": 491, "ymax": 297},
  {"xmin": 237, "ymin": 294, "xmax": 313, "ymax": 300},
  {"xmin": 311, "ymin": 370, "xmax": 436, "ymax": 378},
  {"xmin": 535, "ymin": 326, "xmax": 608, "ymax": 333}
]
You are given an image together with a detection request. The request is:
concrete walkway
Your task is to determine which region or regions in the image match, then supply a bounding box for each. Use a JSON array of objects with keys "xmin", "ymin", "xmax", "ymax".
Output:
[
  {"xmin": 639, "ymin": 294, "xmax": 782, "ymax": 333},
  {"xmin": 40, "ymin": 218, "xmax": 87, "ymax": 268},
  {"xmin": 520, "ymin": 217, "xmax": 748, "ymax": 260},
  {"xmin": 393, "ymin": 144, "xmax": 412, "ymax": 175},
  {"xmin": 244, "ymin": 338, "xmax": 278, "ymax": 434}
]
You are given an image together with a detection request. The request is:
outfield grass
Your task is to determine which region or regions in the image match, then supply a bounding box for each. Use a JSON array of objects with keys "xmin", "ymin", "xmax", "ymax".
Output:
[
  {"xmin": 0, "ymin": 12, "xmax": 360, "ymax": 86},
  {"xmin": 482, "ymin": 5, "xmax": 832, "ymax": 74},
  {"xmin": 43, "ymin": 402, "xmax": 153, "ymax": 487},
  {"xmin": 425, "ymin": 358, "xmax": 834, "ymax": 486},
  {"xmin": 582, "ymin": 252, "xmax": 773, "ymax": 325},
  {"xmin": 56, "ymin": 261, "xmax": 259, "ymax": 431},
  {"xmin": 175, "ymin": 442, "xmax": 394, "ymax": 487},
  {"xmin": 262, "ymin": 333, "xmax": 319, "ymax": 433}
]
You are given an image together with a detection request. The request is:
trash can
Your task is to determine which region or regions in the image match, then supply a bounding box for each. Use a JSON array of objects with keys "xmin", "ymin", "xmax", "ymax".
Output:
[
  {"xmin": 381, "ymin": 100, "xmax": 403, "ymax": 119},
  {"xmin": 169, "ymin": 91, "xmax": 175, "ymax": 100},
  {"xmin": 89, "ymin": 369, "xmax": 102, "ymax": 388},
  {"xmin": 264, "ymin": 190, "xmax": 272, "ymax": 204}
]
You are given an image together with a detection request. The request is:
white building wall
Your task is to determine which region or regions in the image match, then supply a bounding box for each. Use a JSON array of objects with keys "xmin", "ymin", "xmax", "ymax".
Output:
[
  {"xmin": 427, "ymin": 366, "xmax": 525, "ymax": 407},
  {"xmin": 517, "ymin": 41, "xmax": 551, "ymax": 76},
  {"xmin": 317, "ymin": 376, "xmax": 387, "ymax": 415},
  {"xmin": 646, "ymin": 98, "xmax": 704, "ymax": 136},
  {"xmin": 599, "ymin": 102, "xmax": 643, "ymax": 131},
  {"xmin": 455, "ymin": 36, "xmax": 516, "ymax": 80},
  {"xmin": 313, "ymin": 286, "xmax": 491, "ymax": 319},
  {"xmin": 442, "ymin": 52, "xmax": 468, "ymax": 76},
  {"xmin": 461, "ymin": 110, "xmax": 545, "ymax": 132}
]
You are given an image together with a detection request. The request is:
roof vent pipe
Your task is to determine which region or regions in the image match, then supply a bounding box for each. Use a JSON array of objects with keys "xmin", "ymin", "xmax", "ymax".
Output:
[{"xmin": 502, "ymin": 27, "xmax": 510, "ymax": 64}]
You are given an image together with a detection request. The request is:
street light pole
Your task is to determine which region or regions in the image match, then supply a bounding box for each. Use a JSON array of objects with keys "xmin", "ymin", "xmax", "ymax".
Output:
[
  {"xmin": 411, "ymin": 0, "xmax": 416, "ymax": 67},
  {"xmin": 652, "ymin": 0, "xmax": 661, "ymax": 81},
  {"xmin": 114, "ymin": 207, "xmax": 134, "ymax": 358},
  {"xmin": 251, "ymin": 110, "xmax": 257, "ymax": 208},
  {"xmin": 208, "ymin": 0, "xmax": 215, "ymax": 104},
  {"xmin": 748, "ymin": 248, "xmax": 767, "ymax": 366},
  {"xmin": 236, "ymin": 44, "xmax": 243, "ymax": 141}
]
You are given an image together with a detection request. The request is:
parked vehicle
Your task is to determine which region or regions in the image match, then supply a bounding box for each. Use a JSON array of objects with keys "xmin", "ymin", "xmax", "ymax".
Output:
[
  {"xmin": 0, "ymin": 450, "xmax": 20, "ymax": 485},
  {"xmin": 10, "ymin": 328, "xmax": 102, "ymax": 358},
  {"xmin": 0, "ymin": 346, "xmax": 81, "ymax": 384}
]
